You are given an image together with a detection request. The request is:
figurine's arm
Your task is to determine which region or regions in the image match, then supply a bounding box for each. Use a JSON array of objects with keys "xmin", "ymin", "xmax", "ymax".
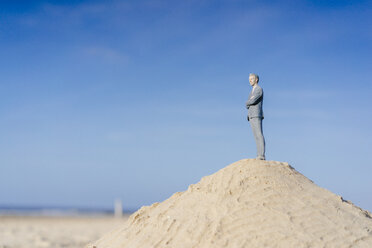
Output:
[{"xmin": 246, "ymin": 88, "xmax": 262, "ymax": 108}]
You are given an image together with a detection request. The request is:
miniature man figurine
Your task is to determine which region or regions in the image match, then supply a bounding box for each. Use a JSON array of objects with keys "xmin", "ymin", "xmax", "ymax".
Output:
[{"xmin": 246, "ymin": 73, "xmax": 265, "ymax": 160}]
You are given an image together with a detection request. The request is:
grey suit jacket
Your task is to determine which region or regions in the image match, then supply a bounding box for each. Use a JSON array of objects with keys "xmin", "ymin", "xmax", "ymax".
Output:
[{"xmin": 246, "ymin": 85, "xmax": 264, "ymax": 121}]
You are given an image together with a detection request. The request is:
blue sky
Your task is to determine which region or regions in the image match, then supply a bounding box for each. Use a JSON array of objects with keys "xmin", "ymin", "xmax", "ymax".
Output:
[{"xmin": 0, "ymin": 0, "xmax": 371, "ymax": 211}]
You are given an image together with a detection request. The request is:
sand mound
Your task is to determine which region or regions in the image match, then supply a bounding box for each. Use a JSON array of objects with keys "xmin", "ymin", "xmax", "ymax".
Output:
[{"xmin": 87, "ymin": 159, "xmax": 372, "ymax": 248}]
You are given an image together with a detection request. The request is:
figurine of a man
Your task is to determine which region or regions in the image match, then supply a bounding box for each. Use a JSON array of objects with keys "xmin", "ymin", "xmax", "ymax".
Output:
[{"xmin": 246, "ymin": 73, "xmax": 265, "ymax": 160}]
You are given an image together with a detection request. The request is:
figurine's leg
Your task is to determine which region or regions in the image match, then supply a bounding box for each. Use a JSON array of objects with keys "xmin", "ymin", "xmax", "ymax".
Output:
[
  {"xmin": 257, "ymin": 118, "xmax": 265, "ymax": 159},
  {"xmin": 249, "ymin": 118, "xmax": 260, "ymax": 157},
  {"xmin": 250, "ymin": 118, "xmax": 265, "ymax": 160}
]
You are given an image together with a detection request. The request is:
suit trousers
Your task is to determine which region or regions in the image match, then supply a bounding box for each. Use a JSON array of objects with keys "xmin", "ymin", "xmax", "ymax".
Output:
[{"xmin": 249, "ymin": 117, "xmax": 265, "ymax": 159}]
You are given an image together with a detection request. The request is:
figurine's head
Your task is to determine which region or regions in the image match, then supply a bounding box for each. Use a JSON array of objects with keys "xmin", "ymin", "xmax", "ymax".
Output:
[{"xmin": 249, "ymin": 73, "xmax": 259, "ymax": 86}]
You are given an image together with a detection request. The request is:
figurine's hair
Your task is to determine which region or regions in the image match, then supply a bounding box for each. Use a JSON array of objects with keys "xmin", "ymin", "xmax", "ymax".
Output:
[{"xmin": 249, "ymin": 73, "xmax": 259, "ymax": 83}]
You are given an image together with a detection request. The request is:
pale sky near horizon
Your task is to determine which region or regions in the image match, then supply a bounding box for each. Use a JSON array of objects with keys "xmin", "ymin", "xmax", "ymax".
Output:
[{"xmin": 1, "ymin": 0, "xmax": 371, "ymax": 211}]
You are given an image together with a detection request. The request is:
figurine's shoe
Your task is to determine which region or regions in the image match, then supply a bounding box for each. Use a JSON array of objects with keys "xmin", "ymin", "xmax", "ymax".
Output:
[{"xmin": 256, "ymin": 156, "xmax": 265, "ymax": 160}]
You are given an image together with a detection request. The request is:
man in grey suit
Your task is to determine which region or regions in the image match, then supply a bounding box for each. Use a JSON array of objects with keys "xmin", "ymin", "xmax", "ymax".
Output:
[{"xmin": 246, "ymin": 73, "xmax": 265, "ymax": 160}]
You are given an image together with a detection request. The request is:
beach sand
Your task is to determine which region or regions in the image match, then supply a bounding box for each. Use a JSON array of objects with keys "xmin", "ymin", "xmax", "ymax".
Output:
[
  {"xmin": 88, "ymin": 159, "xmax": 372, "ymax": 248},
  {"xmin": 0, "ymin": 215, "xmax": 128, "ymax": 248}
]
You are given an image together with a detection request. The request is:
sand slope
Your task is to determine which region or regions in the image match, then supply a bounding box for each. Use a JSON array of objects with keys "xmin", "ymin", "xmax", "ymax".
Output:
[{"xmin": 87, "ymin": 159, "xmax": 372, "ymax": 248}]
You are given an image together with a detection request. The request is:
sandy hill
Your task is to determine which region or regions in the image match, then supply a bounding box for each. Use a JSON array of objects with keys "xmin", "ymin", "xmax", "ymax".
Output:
[{"xmin": 87, "ymin": 159, "xmax": 372, "ymax": 248}]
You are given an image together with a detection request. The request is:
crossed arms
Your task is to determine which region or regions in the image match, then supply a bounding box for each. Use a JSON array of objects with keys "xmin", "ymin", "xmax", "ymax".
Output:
[{"xmin": 246, "ymin": 87, "xmax": 263, "ymax": 109}]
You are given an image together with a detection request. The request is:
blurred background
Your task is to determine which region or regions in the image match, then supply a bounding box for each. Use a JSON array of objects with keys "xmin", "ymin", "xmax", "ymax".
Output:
[{"xmin": 1, "ymin": 0, "xmax": 371, "ymax": 213}]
